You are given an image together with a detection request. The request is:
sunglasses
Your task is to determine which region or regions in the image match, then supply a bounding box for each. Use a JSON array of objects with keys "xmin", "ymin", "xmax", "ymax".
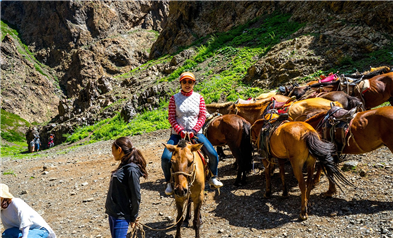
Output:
[{"xmin": 181, "ymin": 80, "xmax": 195, "ymax": 85}]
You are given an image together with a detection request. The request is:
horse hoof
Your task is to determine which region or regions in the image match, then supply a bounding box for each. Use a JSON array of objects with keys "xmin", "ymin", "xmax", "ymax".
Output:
[
  {"xmin": 183, "ymin": 221, "xmax": 189, "ymax": 227},
  {"xmin": 299, "ymin": 213, "xmax": 308, "ymax": 220},
  {"xmin": 282, "ymin": 192, "xmax": 289, "ymax": 198},
  {"xmin": 323, "ymin": 190, "xmax": 336, "ymax": 198},
  {"xmin": 264, "ymin": 192, "xmax": 271, "ymax": 198}
]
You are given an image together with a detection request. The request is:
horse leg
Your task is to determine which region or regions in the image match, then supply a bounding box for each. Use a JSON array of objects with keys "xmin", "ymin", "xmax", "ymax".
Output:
[
  {"xmin": 291, "ymin": 162, "xmax": 308, "ymax": 220},
  {"xmin": 217, "ymin": 146, "xmax": 226, "ymax": 161},
  {"xmin": 228, "ymin": 144, "xmax": 244, "ymax": 186},
  {"xmin": 262, "ymin": 159, "xmax": 272, "ymax": 198},
  {"xmin": 175, "ymin": 200, "xmax": 185, "ymax": 238},
  {"xmin": 312, "ymin": 163, "xmax": 322, "ymax": 188},
  {"xmin": 278, "ymin": 159, "xmax": 288, "ymax": 197},
  {"xmin": 183, "ymin": 198, "xmax": 192, "ymax": 227},
  {"xmin": 193, "ymin": 196, "xmax": 203, "ymax": 238},
  {"xmin": 305, "ymin": 158, "xmax": 316, "ymax": 213}
]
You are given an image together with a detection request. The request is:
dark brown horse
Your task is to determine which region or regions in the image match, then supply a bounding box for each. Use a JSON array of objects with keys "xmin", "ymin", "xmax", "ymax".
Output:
[
  {"xmin": 164, "ymin": 140, "xmax": 206, "ymax": 238},
  {"xmin": 251, "ymin": 120, "xmax": 351, "ymax": 220},
  {"xmin": 205, "ymin": 114, "xmax": 253, "ymax": 186},
  {"xmin": 305, "ymin": 106, "xmax": 393, "ymax": 196}
]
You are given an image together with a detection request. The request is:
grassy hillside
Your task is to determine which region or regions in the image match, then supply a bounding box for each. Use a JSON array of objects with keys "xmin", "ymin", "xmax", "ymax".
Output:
[{"xmin": 0, "ymin": 109, "xmax": 30, "ymax": 156}]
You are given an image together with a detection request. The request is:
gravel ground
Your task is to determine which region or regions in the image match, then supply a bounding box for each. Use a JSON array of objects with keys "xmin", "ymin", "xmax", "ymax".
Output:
[{"xmin": 1, "ymin": 128, "xmax": 393, "ymax": 238}]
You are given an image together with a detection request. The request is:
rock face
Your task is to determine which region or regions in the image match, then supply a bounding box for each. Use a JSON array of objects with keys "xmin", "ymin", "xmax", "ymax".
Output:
[
  {"xmin": 151, "ymin": 1, "xmax": 393, "ymax": 59},
  {"xmin": 1, "ymin": 34, "xmax": 60, "ymax": 123},
  {"xmin": 150, "ymin": 1, "xmax": 393, "ymax": 86},
  {"xmin": 1, "ymin": 1, "xmax": 169, "ymax": 142},
  {"xmin": 1, "ymin": 0, "xmax": 169, "ymax": 112}
]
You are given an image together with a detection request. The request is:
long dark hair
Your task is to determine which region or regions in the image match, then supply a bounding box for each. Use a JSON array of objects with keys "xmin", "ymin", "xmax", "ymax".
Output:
[{"xmin": 112, "ymin": 137, "xmax": 148, "ymax": 179}]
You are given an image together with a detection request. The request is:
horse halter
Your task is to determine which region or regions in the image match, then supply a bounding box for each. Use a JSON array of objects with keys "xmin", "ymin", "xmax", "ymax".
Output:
[{"xmin": 170, "ymin": 151, "xmax": 197, "ymax": 195}]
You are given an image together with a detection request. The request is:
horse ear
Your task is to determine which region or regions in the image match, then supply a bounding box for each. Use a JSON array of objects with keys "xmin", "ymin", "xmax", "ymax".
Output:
[
  {"xmin": 163, "ymin": 143, "xmax": 176, "ymax": 152},
  {"xmin": 190, "ymin": 143, "xmax": 203, "ymax": 152}
]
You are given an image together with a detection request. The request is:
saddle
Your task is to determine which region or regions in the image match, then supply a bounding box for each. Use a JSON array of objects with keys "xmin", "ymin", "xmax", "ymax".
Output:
[
  {"xmin": 202, "ymin": 112, "xmax": 222, "ymax": 136},
  {"xmin": 263, "ymin": 97, "xmax": 296, "ymax": 116},
  {"xmin": 257, "ymin": 112, "xmax": 289, "ymax": 158},
  {"xmin": 318, "ymin": 106, "xmax": 357, "ymax": 155}
]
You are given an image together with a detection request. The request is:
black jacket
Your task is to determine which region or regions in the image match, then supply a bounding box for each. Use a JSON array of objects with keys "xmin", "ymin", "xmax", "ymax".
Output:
[{"xmin": 105, "ymin": 163, "xmax": 143, "ymax": 222}]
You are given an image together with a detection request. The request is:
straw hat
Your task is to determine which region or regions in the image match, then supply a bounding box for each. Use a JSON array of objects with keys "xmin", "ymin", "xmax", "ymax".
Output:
[{"xmin": 0, "ymin": 184, "xmax": 14, "ymax": 199}]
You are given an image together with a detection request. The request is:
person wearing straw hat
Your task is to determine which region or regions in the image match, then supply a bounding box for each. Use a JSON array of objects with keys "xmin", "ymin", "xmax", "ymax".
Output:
[
  {"xmin": 0, "ymin": 184, "xmax": 56, "ymax": 238},
  {"xmin": 161, "ymin": 71, "xmax": 223, "ymax": 196}
]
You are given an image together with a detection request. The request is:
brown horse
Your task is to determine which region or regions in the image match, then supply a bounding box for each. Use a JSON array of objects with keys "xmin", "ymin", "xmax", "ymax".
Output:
[
  {"xmin": 293, "ymin": 72, "xmax": 393, "ymax": 109},
  {"xmin": 206, "ymin": 114, "xmax": 253, "ymax": 186},
  {"xmin": 288, "ymin": 90, "xmax": 363, "ymax": 110},
  {"xmin": 251, "ymin": 120, "xmax": 351, "ymax": 220},
  {"xmin": 164, "ymin": 140, "xmax": 206, "ymax": 238},
  {"xmin": 227, "ymin": 95, "xmax": 291, "ymax": 124},
  {"xmin": 288, "ymin": 98, "xmax": 343, "ymax": 121},
  {"xmin": 205, "ymin": 101, "xmax": 234, "ymax": 115},
  {"xmin": 305, "ymin": 106, "xmax": 393, "ymax": 196},
  {"xmin": 361, "ymin": 72, "xmax": 393, "ymax": 109}
]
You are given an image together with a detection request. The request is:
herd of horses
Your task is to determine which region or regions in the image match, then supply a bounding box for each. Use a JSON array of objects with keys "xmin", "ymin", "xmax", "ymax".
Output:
[{"xmin": 164, "ymin": 70, "xmax": 393, "ymax": 238}]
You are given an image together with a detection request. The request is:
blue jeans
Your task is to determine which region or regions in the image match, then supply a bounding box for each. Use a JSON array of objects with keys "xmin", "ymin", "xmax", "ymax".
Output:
[
  {"xmin": 35, "ymin": 143, "xmax": 40, "ymax": 151},
  {"xmin": 108, "ymin": 215, "xmax": 130, "ymax": 238},
  {"xmin": 2, "ymin": 227, "xmax": 49, "ymax": 238},
  {"xmin": 161, "ymin": 133, "xmax": 219, "ymax": 182}
]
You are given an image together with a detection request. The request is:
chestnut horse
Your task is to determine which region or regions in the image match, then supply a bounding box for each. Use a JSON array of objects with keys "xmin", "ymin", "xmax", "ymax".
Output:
[
  {"xmin": 164, "ymin": 140, "xmax": 206, "ymax": 238},
  {"xmin": 251, "ymin": 120, "xmax": 352, "ymax": 220},
  {"xmin": 360, "ymin": 72, "xmax": 393, "ymax": 109},
  {"xmin": 206, "ymin": 114, "xmax": 253, "ymax": 186},
  {"xmin": 305, "ymin": 106, "xmax": 393, "ymax": 196}
]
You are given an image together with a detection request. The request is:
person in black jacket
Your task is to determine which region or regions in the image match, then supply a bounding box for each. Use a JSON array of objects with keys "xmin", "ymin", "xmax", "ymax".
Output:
[{"xmin": 105, "ymin": 137, "xmax": 148, "ymax": 238}]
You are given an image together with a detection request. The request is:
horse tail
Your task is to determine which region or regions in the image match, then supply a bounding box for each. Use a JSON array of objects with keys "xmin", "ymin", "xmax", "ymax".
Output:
[
  {"xmin": 303, "ymin": 131, "xmax": 355, "ymax": 191},
  {"xmin": 240, "ymin": 121, "xmax": 253, "ymax": 172}
]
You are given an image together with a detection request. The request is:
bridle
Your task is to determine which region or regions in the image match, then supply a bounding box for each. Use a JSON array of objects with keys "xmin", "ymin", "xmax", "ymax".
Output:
[{"xmin": 170, "ymin": 151, "xmax": 197, "ymax": 196}]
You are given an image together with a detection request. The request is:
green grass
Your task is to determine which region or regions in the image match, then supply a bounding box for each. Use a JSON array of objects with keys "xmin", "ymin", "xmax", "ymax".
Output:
[
  {"xmin": 0, "ymin": 141, "xmax": 29, "ymax": 158},
  {"xmin": 1, "ymin": 109, "xmax": 30, "ymax": 143},
  {"xmin": 2, "ymin": 169, "xmax": 17, "ymax": 176}
]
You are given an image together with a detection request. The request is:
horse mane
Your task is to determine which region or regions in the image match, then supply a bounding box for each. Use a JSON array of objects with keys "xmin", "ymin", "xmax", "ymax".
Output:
[
  {"xmin": 206, "ymin": 101, "xmax": 234, "ymax": 108},
  {"xmin": 178, "ymin": 139, "xmax": 187, "ymax": 148}
]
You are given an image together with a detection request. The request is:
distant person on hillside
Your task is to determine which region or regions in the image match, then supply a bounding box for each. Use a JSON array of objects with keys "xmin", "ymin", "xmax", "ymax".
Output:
[
  {"xmin": 34, "ymin": 137, "xmax": 41, "ymax": 152},
  {"xmin": 48, "ymin": 134, "xmax": 54, "ymax": 148},
  {"xmin": 29, "ymin": 139, "xmax": 35, "ymax": 153},
  {"xmin": 0, "ymin": 183, "xmax": 56, "ymax": 238},
  {"xmin": 105, "ymin": 137, "xmax": 148, "ymax": 238},
  {"xmin": 161, "ymin": 71, "xmax": 223, "ymax": 196}
]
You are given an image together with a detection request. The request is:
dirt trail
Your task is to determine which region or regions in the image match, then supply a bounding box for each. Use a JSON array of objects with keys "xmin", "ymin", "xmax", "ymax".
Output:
[{"xmin": 1, "ymin": 129, "xmax": 393, "ymax": 238}]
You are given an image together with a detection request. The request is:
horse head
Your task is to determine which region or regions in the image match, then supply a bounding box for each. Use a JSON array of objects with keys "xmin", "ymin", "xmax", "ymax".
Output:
[
  {"xmin": 289, "ymin": 85, "xmax": 311, "ymax": 99},
  {"xmin": 164, "ymin": 140, "xmax": 203, "ymax": 197},
  {"xmin": 347, "ymin": 95, "xmax": 364, "ymax": 111}
]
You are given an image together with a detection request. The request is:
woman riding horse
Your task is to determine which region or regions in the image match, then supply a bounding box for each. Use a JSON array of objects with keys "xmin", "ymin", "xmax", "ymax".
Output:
[{"xmin": 161, "ymin": 72, "xmax": 223, "ymax": 196}]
